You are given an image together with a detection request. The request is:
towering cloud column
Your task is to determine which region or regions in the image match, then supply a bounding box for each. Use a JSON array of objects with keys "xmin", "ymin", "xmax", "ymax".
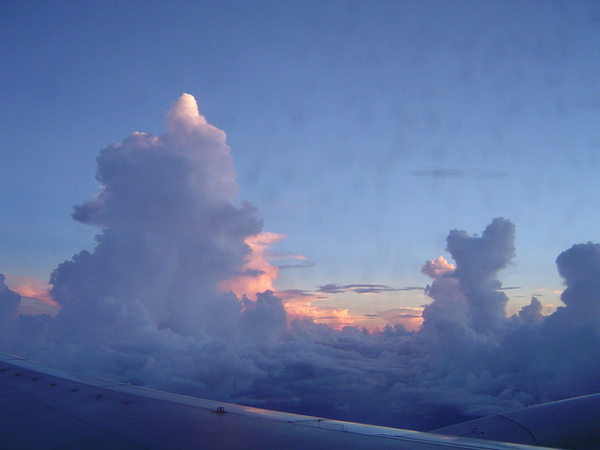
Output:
[
  {"xmin": 446, "ymin": 218, "xmax": 515, "ymax": 337},
  {"xmin": 421, "ymin": 218, "xmax": 516, "ymax": 349},
  {"xmin": 50, "ymin": 94, "xmax": 265, "ymax": 340}
]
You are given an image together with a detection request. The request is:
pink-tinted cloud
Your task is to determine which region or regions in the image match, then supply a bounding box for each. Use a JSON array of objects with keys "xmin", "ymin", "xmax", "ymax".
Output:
[
  {"xmin": 220, "ymin": 232, "xmax": 284, "ymax": 300},
  {"xmin": 421, "ymin": 256, "xmax": 455, "ymax": 279}
]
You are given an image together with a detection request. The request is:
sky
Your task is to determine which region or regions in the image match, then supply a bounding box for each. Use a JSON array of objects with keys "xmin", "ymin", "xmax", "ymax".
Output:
[
  {"xmin": 2, "ymin": 1, "xmax": 600, "ymax": 322},
  {"xmin": 2, "ymin": 0, "xmax": 600, "ymax": 432}
]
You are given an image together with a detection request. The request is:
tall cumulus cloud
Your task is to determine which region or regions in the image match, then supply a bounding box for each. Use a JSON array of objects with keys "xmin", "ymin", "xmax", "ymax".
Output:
[{"xmin": 2, "ymin": 95, "xmax": 600, "ymax": 432}]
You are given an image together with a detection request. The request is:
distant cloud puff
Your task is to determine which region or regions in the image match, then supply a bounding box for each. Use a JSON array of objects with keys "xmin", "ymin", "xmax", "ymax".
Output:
[{"xmin": 421, "ymin": 256, "xmax": 455, "ymax": 279}]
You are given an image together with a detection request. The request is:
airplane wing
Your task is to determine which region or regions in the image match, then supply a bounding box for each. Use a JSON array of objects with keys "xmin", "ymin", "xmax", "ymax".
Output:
[{"xmin": 0, "ymin": 352, "xmax": 564, "ymax": 449}]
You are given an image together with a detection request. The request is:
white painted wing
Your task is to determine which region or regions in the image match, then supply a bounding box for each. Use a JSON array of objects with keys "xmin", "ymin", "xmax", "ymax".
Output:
[{"xmin": 0, "ymin": 353, "xmax": 558, "ymax": 449}]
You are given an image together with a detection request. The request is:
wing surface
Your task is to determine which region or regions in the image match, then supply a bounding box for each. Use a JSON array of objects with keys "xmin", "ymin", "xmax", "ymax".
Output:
[{"xmin": 434, "ymin": 393, "xmax": 600, "ymax": 450}]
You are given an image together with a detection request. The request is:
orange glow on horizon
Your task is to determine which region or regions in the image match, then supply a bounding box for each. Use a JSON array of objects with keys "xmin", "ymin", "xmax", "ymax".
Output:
[
  {"xmin": 353, "ymin": 307, "xmax": 424, "ymax": 332},
  {"xmin": 276, "ymin": 289, "xmax": 359, "ymax": 330},
  {"xmin": 5, "ymin": 275, "xmax": 60, "ymax": 308},
  {"xmin": 220, "ymin": 233, "xmax": 423, "ymax": 332}
]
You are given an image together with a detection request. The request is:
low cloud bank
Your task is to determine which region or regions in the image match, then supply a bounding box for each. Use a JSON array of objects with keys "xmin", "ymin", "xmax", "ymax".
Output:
[{"xmin": 1, "ymin": 95, "xmax": 600, "ymax": 431}]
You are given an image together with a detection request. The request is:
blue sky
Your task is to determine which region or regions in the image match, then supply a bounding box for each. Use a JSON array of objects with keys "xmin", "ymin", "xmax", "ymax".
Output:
[{"xmin": 2, "ymin": 0, "xmax": 600, "ymax": 322}]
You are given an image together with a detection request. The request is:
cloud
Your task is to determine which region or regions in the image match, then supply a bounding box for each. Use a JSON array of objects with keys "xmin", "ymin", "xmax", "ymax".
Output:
[
  {"xmin": 411, "ymin": 168, "xmax": 508, "ymax": 179},
  {"xmin": 316, "ymin": 283, "xmax": 419, "ymax": 294},
  {"xmin": 412, "ymin": 168, "xmax": 464, "ymax": 178},
  {"xmin": 264, "ymin": 250, "xmax": 307, "ymax": 261},
  {"xmin": 0, "ymin": 274, "xmax": 20, "ymax": 320},
  {"xmin": 275, "ymin": 261, "xmax": 316, "ymax": 270},
  {"xmin": 419, "ymin": 219, "xmax": 516, "ymax": 369},
  {"xmin": 5, "ymin": 96, "xmax": 600, "ymax": 433},
  {"xmin": 555, "ymin": 242, "xmax": 600, "ymax": 315},
  {"xmin": 445, "ymin": 217, "xmax": 516, "ymax": 336},
  {"xmin": 359, "ymin": 307, "xmax": 424, "ymax": 332},
  {"xmin": 261, "ymin": 247, "xmax": 316, "ymax": 271},
  {"xmin": 240, "ymin": 290, "xmax": 287, "ymax": 341},
  {"xmin": 220, "ymin": 232, "xmax": 283, "ymax": 300},
  {"xmin": 276, "ymin": 289, "xmax": 354, "ymax": 329},
  {"xmin": 421, "ymin": 256, "xmax": 455, "ymax": 279},
  {"xmin": 518, "ymin": 297, "xmax": 543, "ymax": 324},
  {"xmin": 47, "ymin": 94, "xmax": 267, "ymax": 342}
]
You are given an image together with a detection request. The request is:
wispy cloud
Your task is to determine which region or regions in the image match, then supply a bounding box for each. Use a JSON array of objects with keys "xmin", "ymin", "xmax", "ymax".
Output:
[
  {"xmin": 276, "ymin": 261, "xmax": 316, "ymax": 270},
  {"xmin": 317, "ymin": 283, "xmax": 422, "ymax": 294},
  {"xmin": 264, "ymin": 250, "xmax": 307, "ymax": 260},
  {"xmin": 411, "ymin": 168, "xmax": 508, "ymax": 179},
  {"xmin": 412, "ymin": 168, "xmax": 464, "ymax": 178},
  {"xmin": 264, "ymin": 249, "xmax": 315, "ymax": 270},
  {"xmin": 357, "ymin": 307, "xmax": 424, "ymax": 331}
]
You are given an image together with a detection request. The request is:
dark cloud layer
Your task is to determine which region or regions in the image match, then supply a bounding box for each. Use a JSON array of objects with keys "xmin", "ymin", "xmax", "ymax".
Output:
[{"xmin": 2, "ymin": 96, "xmax": 600, "ymax": 432}]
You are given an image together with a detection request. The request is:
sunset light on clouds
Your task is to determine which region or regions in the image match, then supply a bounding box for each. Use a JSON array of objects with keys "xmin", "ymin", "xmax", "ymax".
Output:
[
  {"xmin": 219, "ymin": 232, "xmax": 282, "ymax": 300},
  {"xmin": 2, "ymin": 0, "xmax": 600, "ymax": 433},
  {"xmin": 5, "ymin": 275, "xmax": 59, "ymax": 311}
]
